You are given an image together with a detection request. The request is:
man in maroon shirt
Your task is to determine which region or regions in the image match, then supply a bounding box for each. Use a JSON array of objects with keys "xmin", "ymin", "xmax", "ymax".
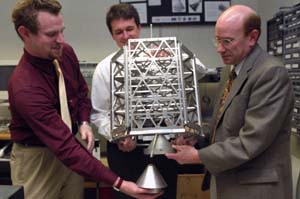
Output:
[{"xmin": 8, "ymin": 0, "xmax": 162, "ymax": 199}]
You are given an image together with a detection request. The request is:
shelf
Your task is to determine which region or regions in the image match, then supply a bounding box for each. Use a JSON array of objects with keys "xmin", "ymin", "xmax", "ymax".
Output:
[{"xmin": 0, "ymin": 133, "xmax": 10, "ymax": 140}]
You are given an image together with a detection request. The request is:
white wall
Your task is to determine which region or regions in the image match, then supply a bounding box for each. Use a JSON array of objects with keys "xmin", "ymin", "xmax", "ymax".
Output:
[
  {"xmin": 1, "ymin": 0, "xmax": 299, "ymax": 67},
  {"xmin": 1, "ymin": 1, "xmax": 23, "ymax": 62},
  {"xmin": 0, "ymin": 0, "xmax": 221, "ymax": 67},
  {"xmin": 0, "ymin": 0, "xmax": 257, "ymax": 68}
]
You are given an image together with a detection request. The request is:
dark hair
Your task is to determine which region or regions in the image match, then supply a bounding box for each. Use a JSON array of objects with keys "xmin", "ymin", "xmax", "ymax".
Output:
[
  {"xmin": 12, "ymin": 0, "xmax": 61, "ymax": 38},
  {"xmin": 106, "ymin": 3, "xmax": 140, "ymax": 35},
  {"xmin": 244, "ymin": 12, "xmax": 261, "ymax": 38}
]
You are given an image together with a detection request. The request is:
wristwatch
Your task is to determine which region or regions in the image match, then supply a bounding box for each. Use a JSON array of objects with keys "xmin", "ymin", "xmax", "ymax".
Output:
[{"xmin": 113, "ymin": 178, "xmax": 124, "ymax": 192}]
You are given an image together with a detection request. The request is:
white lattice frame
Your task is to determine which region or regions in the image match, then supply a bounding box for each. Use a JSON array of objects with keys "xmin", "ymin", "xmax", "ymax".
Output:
[{"xmin": 110, "ymin": 37, "xmax": 202, "ymax": 138}]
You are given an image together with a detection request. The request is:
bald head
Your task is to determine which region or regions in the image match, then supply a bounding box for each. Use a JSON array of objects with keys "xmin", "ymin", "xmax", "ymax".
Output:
[
  {"xmin": 214, "ymin": 5, "xmax": 261, "ymax": 65},
  {"xmin": 217, "ymin": 5, "xmax": 261, "ymax": 38},
  {"xmin": 218, "ymin": 5, "xmax": 256, "ymax": 21}
]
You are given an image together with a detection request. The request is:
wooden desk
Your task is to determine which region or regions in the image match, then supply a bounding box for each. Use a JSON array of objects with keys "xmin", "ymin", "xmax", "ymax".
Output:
[
  {"xmin": 177, "ymin": 174, "xmax": 210, "ymax": 199},
  {"xmin": 0, "ymin": 132, "xmax": 10, "ymax": 140}
]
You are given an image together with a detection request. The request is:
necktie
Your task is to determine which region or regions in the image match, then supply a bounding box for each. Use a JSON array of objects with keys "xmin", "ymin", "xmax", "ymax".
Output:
[
  {"xmin": 53, "ymin": 59, "xmax": 72, "ymax": 130},
  {"xmin": 211, "ymin": 67, "xmax": 237, "ymax": 143}
]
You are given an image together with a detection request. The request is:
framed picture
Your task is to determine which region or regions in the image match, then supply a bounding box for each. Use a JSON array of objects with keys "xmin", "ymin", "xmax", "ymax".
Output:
[{"xmin": 120, "ymin": 0, "xmax": 230, "ymax": 25}]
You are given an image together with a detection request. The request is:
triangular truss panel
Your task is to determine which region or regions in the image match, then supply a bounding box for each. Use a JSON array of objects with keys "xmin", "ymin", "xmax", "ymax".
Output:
[{"xmin": 110, "ymin": 37, "xmax": 202, "ymax": 139}]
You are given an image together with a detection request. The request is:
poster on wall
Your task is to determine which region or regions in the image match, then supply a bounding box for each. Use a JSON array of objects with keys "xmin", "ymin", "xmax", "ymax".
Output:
[
  {"xmin": 120, "ymin": 0, "xmax": 230, "ymax": 25},
  {"xmin": 204, "ymin": 1, "xmax": 230, "ymax": 22}
]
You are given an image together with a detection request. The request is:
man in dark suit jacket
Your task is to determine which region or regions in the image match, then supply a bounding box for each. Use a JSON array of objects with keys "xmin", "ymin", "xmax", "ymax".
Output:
[{"xmin": 166, "ymin": 5, "xmax": 294, "ymax": 199}]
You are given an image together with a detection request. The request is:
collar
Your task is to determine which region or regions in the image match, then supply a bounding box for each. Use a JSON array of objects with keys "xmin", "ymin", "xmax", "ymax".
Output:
[
  {"xmin": 23, "ymin": 49, "xmax": 56, "ymax": 75},
  {"xmin": 234, "ymin": 59, "xmax": 244, "ymax": 75}
]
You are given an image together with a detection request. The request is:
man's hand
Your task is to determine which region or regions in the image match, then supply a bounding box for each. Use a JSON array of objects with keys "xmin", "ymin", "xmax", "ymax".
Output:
[
  {"xmin": 117, "ymin": 137, "xmax": 136, "ymax": 152},
  {"xmin": 165, "ymin": 145, "xmax": 201, "ymax": 165},
  {"xmin": 79, "ymin": 122, "xmax": 94, "ymax": 152},
  {"xmin": 172, "ymin": 135, "xmax": 198, "ymax": 146},
  {"xmin": 120, "ymin": 180, "xmax": 163, "ymax": 199}
]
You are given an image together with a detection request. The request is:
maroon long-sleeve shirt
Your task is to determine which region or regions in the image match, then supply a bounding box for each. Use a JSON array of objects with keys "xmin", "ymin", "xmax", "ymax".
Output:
[{"xmin": 8, "ymin": 43, "xmax": 118, "ymax": 185}]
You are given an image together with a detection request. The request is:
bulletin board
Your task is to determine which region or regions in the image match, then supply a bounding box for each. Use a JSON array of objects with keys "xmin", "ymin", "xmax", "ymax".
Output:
[{"xmin": 120, "ymin": 0, "xmax": 231, "ymax": 25}]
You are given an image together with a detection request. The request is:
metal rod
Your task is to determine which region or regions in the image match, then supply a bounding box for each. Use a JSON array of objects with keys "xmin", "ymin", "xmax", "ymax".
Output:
[{"xmin": 150, "ymin": 134, "xmax": 158, "ymax": 158}]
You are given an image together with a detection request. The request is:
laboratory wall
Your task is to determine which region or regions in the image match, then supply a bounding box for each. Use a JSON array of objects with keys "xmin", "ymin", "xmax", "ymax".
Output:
[{"xmin": 0, "ymin": 0, "xmax": 260, "ymax": 68}]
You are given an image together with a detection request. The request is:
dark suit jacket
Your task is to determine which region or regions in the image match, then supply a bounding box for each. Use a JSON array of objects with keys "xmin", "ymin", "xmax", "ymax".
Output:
[{"xmin": 199, "ymin": 45, "xmax": 294, "ymax": 199}]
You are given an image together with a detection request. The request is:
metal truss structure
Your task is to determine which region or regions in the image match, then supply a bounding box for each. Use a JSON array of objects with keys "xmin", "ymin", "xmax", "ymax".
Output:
[{"xmin": 110, "ymin": 37, "xmax": 202, "ymax": 140}]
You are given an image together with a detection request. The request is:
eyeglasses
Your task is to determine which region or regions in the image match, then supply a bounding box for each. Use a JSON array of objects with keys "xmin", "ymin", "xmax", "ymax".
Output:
[{"xmin": 213, "ymin": 38, "xmax": 236, "ymax": 48}]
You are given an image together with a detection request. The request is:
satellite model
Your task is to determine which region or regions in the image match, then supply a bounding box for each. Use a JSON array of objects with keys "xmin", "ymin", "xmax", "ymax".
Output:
[{"xmin": 110, "ymin": 37, "xmax": 205, "ymax": 192}]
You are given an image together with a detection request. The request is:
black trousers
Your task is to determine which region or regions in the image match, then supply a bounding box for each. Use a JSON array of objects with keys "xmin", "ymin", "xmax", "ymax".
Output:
[{"xmin": 107, "ymin": 141, "xmax": 178, "ymax": 199}]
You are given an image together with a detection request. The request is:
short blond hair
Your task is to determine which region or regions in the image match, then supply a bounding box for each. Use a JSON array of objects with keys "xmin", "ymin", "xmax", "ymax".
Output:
[{"xmin": 12, "ymin": 0, "xmax": 61, "ymax": 38}]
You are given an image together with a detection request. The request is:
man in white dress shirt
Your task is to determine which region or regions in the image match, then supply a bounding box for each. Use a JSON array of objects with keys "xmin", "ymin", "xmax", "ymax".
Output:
[{"xmin": 91, "ymin": 3, "xmax": 207, "ymax": 199}]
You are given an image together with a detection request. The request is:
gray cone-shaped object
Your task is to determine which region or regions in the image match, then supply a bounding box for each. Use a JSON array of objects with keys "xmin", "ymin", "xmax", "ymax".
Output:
[
  {"xmin": 144, "ymin": 134, "xmax": 174, "ymax": 155},
  {"xmin": 136, "ymin": 164, "xmax": 167, "ymax": 193}
]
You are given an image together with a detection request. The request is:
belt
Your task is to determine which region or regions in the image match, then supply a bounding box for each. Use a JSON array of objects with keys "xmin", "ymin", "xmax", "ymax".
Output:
[{"xmin": 15, "ymin": 141, "xmax": 46, "ymax": 147}]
